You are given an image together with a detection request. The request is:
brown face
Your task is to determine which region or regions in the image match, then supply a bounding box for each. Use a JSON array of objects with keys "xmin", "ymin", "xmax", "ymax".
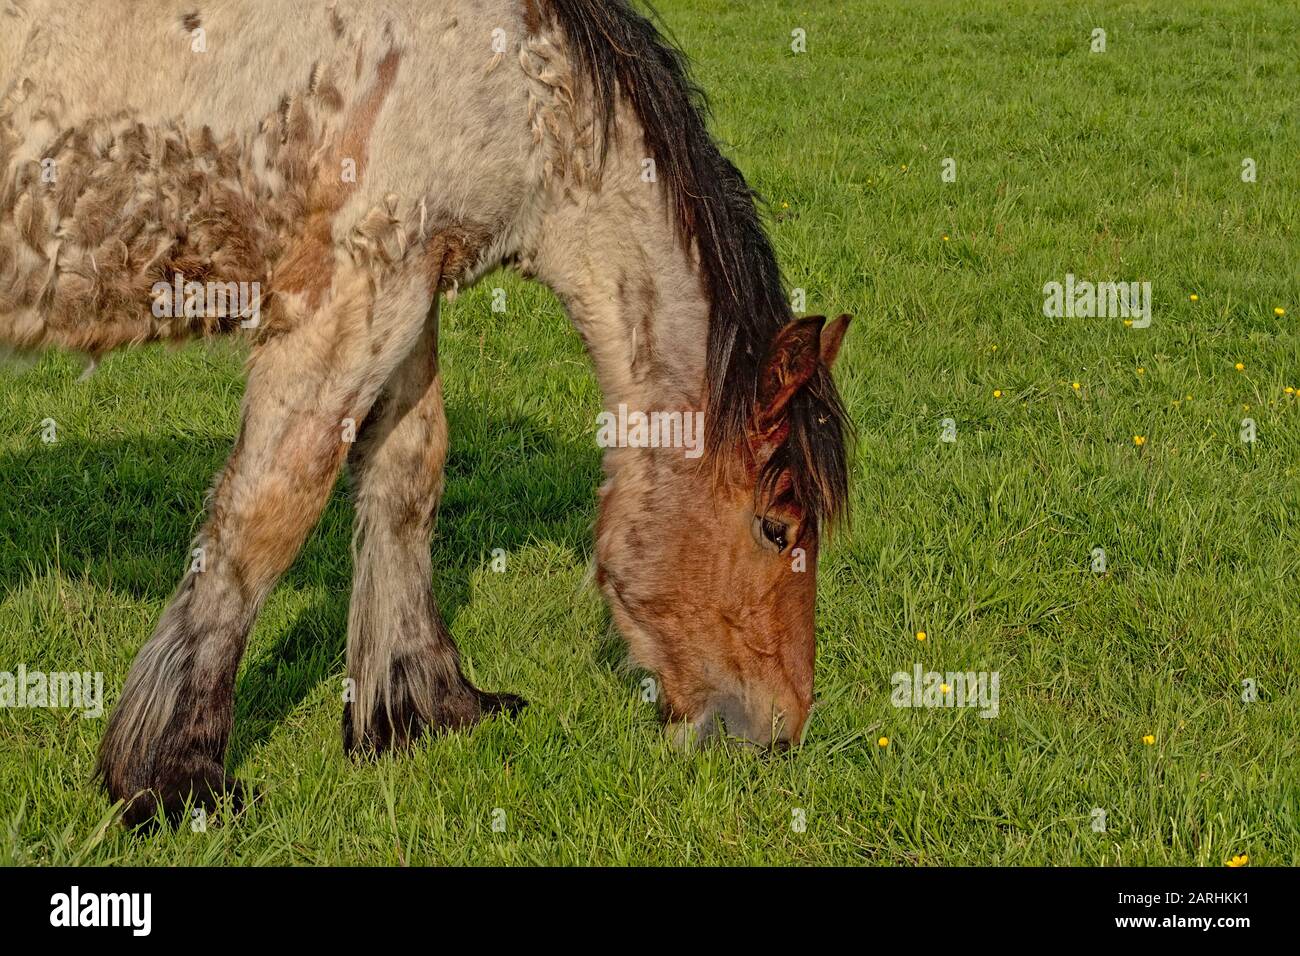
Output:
[{"xmin": 595, "ymin": 315, "xmax": 850, "ymax": 748}]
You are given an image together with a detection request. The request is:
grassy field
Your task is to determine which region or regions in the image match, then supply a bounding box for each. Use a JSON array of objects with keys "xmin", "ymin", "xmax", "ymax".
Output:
[{"xmin": 2, "ymin": 0, "xmax": 1298, "ymax": 865}]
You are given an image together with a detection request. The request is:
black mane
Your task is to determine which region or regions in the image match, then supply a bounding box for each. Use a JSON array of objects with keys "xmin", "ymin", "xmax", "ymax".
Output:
[{"xmin": 546, "ymin": 0, "xmax": 849, "ymax": 526}]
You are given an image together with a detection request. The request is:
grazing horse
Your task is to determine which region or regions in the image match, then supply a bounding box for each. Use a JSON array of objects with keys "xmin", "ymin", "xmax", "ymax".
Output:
[{"xmin": 0, "ymin": 0, "xmax": 851, "ymax": 826}]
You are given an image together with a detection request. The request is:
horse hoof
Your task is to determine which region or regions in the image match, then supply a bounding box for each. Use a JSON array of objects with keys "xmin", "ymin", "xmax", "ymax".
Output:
[
  {"xmin": 342, "ymin": 685, "xmax": 526, "ymax": 757},
  {"xmin": 115, "ymin": 763, "xmax": 248, "ymax": 831},
  {"xmin": 478, "ymin": 690, "xmax": 528, "ymax": 717}
]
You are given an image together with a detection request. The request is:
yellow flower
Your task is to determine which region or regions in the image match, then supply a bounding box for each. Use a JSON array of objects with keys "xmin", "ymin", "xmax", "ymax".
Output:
[
  {"xmin": 1137, "ymin": 367, "xmax": 1145, "ymax": 375},
  {"xmin": 990, "ymin": 344, "xmax": 998, "ymax": 351},
  {"xmin": 900, "ymin": 164, "xmax": 908, "ymax": 171},
  {"xmin": 1185, "ymin": 394, "xmax": 1193, "ymax": 401},
  {"xmin": 1189, "ymin": 294, "xmax": 1199, "ymax": 301},
  {"xmin": 1286, "ymin": 387, "xmax": 1295, "ymax": 395},
  {"xmin": 1275, "ymin": 307, "xmax": 1286, "ymax": 317},
  {"xmin": 1134, "ymin": 436, "xmax": 1146, "ymax": 447},
  {"xmin": 1142, "ymin": 733, "xmax": 1155, "ymax": 745},
  {"xmin": 915, "ymin": 630, "xmax": 927, "ymax": 642},
  {"xmin": 939, "ymin": 683, "xmax": 951, "ymax": 694},
  {"xmin": 1235, "ymin": 363, "xmax": 1244, "ymax": 371},
  {"xmin": 1227, "ymin": 854, "xmax": 1249, "ymax": 868},
  {"xmin": 942, "ymin": 234, "xmax": 949, "ymax": 241},
  {"xmin": 781, "ymin": 201, "xmax": 790, "ymax": 209},
  {"xmin": 1072, "ymin": 382, "xmax": 1081, "ymax": 391},
  {"xmin": 1123, "ymin": 319, "xmax": 1133, "ymax": 327},
  {"xmin": 877, "ymin": 736, "xmax": 889, "ymax": 748},
  {"xmin": 993, "ymin": 389, "xmax": 1002, "ymax": 399}
]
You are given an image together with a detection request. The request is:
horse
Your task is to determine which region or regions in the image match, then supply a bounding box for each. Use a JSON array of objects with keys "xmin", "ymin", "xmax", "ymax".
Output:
[{"xmin": 0, "ymin": 0, "xmax": 851, "ymax": 827}]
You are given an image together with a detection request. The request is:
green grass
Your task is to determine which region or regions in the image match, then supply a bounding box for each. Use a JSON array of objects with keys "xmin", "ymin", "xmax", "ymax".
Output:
[{"xmin": 2, "ymin": 0, "xmax": 1297, "ymax": 865}]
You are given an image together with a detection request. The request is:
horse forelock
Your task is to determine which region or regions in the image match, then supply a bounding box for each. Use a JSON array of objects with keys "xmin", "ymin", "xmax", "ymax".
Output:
[{"xmin": 542, "ymin": 0, "xmax": 850, "ymax": 527}]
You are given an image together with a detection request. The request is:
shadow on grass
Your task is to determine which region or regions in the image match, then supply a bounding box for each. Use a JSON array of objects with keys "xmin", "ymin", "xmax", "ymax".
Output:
[{"xmin": 0, "ymin": 407, "xmax": 601, "ymax": 770}]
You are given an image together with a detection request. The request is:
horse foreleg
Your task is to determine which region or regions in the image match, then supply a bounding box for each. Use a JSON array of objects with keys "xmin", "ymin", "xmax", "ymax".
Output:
[
  {"xmin": 97, "ymin": 262, "xmax": 430, "ymax": 827},
  {"xmin": 343, "ymin": 304, "xmax": 524, "ymax": 755}
]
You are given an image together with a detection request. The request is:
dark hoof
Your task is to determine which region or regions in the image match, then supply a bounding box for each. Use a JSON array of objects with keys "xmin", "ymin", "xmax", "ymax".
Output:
[
  {"xmin": 343, "ymin": 686, "xmax": 526, "ymax": 758},
  {"xmin": 115, "ymin": 762, "xmax": 249, "ymax": 831},
  {"xmin": 478, "ymin": 690, "xmax": 528, "ymax": 717}
]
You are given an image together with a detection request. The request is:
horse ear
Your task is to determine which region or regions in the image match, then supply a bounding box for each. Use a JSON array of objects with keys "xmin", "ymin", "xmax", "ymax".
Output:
[
  {"xmin": 754, "ymin": 315, "xmax": 825, "ymax": 432},
  {"xmin": 820, "ymin": 314, "xmax": 851, "ymax": 368}
]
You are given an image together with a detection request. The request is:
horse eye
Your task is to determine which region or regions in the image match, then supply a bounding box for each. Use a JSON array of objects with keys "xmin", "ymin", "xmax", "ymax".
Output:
[{"xmin": 760, "ymin": 517, "xmax": 789, "ymax": 552}]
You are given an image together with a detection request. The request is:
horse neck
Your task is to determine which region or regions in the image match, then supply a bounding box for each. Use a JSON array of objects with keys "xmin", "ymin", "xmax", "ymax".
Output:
[{"xmin": 525, "ymin": 146, "xmax": 712, "ymax": 421}]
